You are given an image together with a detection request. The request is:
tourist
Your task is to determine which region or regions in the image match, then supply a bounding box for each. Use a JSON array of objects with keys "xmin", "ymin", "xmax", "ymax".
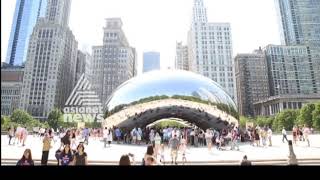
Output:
[
  {"xmin": 143, "ymin": 145, "xmax": 155, "ymax": 165},
  {"xmin": 115, "ymin": 127, "xmax": 121, "ymax": 144},
  {"xmin": 107, "ymin": 128, "xmax": 113, "ymax": 147},
  {"xmin": 240, "ymin": 155, "xmax": 252, "ymax": 166},
  {"xmin": 61, "ymin": 130, "xmax": 71, "ymax": 146},
  {"xmin": 149, "ymin": 129, "xmax": 155, "ymax": 147},
  {"xmin": 83, "ymin": 128, "xmax": 89, "ymax": 145},
  {"xmin": 169, "ymin": 134, "xmax": 180, "ymax": 165},
  {"xmin": 159, "ymin": 144, "xmax": 165, "ymax": 164},
  {"xmin": 41, "ymin": 133, "xmax": 52, "ymax": 165},
  {"xmin": 131, "ymin": 127, "xmax": 137, "ymax": 144},
  {"xmin": 267, "ymin": 127, "xmax": 272, "ymax": 146},
  {"xmin": 282, "ymin": 127, "xmax": 288, "ymax": 143},
  {"xmin": 21, "ymin": 127, "xmax": 28, "ymax": 146},
  {"xmin": 119, "ymin": 155, "xmax": 131, "ymax": 166},
  {"xmin": 137, "ymin": 127, "xmax": 142, "ymax": 145},
  {"xmin": 17, "ymin": 149, "xmax": 34, "ymax": 166},
  {"xmin": 154, "ymin": 132, "xmax": 161, "ymax": 159},
  {"xmin": 292, "ymin": 126, "xmax": 297, "ymax": 144},
  {"xmin": 180, "ymin": 135, "xmax": 187, "ymax": 164},
  {"xmin": 73, "ymin": 143, "xmax": 88, "ymax": 165},
  {"xmin": 8, "ymin": 127, "xmax": 14, "ymax": 145},
  {"xmin": 103, "ymin": 127, "xmax": 108, "ymax": 148},
  {"xmin": 205, "ymin": 129, "xmax": 213, "ymax": 152},
  {"xmin": 254, "ymin": 129, "xmax": 260, "ymax": 147},
  {"xmin": 71, "ymin": 130, "xmax": 77, "ymax": 151},
  {"xmin": 303, "ymin": 125, "xmax": 310, "ymax": 147},
  {"xmin": 287, "ymin": 140, "xmax": 297, "ymax": 165},
  {"xmin": 230, "ymin": 127, "xmax": 240, "ymax": 151},
  {"xmin": 60, "ymin": 144, "xmax": 74, "ymax": 166}
]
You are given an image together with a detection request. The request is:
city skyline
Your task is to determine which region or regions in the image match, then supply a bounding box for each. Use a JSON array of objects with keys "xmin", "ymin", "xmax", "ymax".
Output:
[{"xmin": 1, "ymin": 0, "xmax": 281, "ymax": 73}]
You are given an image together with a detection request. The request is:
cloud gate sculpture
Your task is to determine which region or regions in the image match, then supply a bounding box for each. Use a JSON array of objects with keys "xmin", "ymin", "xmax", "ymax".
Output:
[{"xmin": 103, "ymin": 70, "xmax": 239, "ymax": 130}]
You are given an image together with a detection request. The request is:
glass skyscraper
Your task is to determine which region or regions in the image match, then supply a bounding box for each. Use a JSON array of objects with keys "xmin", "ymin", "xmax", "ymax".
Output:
[
  {"xmin": 6, "ymin": 0, "xmax": 47, "ymax": 66},
  {"xmin": 143, "ymin": 52, "xmax": 160, "ymax": 73},
  {"xmin": 275, "ymin": 0, "xmax": 320, "ymax": 47}
]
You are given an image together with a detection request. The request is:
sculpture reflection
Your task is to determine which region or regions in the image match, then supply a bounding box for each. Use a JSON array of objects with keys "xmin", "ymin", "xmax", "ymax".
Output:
[{"xmin": 103, "ymin": 70, "xmax": 238, "ymax": 130}]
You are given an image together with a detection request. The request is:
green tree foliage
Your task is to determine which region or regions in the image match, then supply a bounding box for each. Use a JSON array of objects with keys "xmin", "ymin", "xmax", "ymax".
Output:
[
  {"xmin": 256, "ymin": 116, "xmax": 274, "ymax": 128},
  {"xmin": 1, "ymin": 116, "xmax": 12, "ymax": 130},
  {"xmin": 47, "ymin": 108, "xmax": 64, "ymax": 129},
  {"xmin": 273, "ymin": 109, "xmax": 297, "ymax": 131},
  {"xmin": 298, "ymin": 103, "xmax": 315, "ymax": 127},
  {"xmin": 10, "ymin": 109, "xmax": 34, "ymax": 125},
  {"xmin": 312, "ymin": 102, "xmax": 320, "ymax": 130}
]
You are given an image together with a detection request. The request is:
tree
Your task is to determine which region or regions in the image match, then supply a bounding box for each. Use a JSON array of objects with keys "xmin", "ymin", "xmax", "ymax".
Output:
[
  {"xmin": 239, "ymin": 116, "xmax": 252, "ymax": 129},
  {"xmin": 273, "ymin": 109, "xmax": 297, "ymax": 131},
  {"xmin": 1, "ymin": 116, "xmax": 11, "ymax": 130},
  {"xmin": 298, "ymin": 103, "xmax": 315, "ymax": 127},
  {"xmin": 312, "ymin": 102, "xmax": 320, "ymax": 130},
  {"xmin": 10, "ymin": 109, "xmax": 34, "ymax": 125},
  {"xmin": 256, "ymin": 116, "xmax": 274, "ymax": 128},
  {"xmin": 47, "ymin": 108, "xmax": 64, "ymax": 129}
]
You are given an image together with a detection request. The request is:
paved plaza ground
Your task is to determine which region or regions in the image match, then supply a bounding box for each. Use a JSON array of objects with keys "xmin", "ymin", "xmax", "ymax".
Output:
[{"xmin": 1, "ymin": 134, "xmax": 320, "ymax": 164}]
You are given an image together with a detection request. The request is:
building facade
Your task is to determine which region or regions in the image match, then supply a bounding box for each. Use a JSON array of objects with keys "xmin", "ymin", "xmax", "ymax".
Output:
[
  {"xmin": 19, "ymin": 0, "xmax": 78, "ymax": 119},
  {"xmin": 143, "ymin": 52, "xmax": 160, "ymax": 73},
  {"xmin": 175, "ymin": 42, "xmax": 189, "ymax": 71},
  {"xmin": 254, "ymin": 94, "xmax": 320, "ymax": 116},
  {"xmin": 91, "ymin": 18, "xmax": 136, "ymax": 103},
  {"xmin": 188, "ymin": 0, "xmax": 235, "ymax": 100},
  {"xmin": 234, "ymin": 48, "xmax": 270, "ymax": 117},
  {"xmin": 265, "ymin": 45, "xmax": 319, "ymax": 96},
  {"xmin": 1, "ymin": 66, "xmax": 24, "ymax": 116},
  {"xmin": 6, "ymin": 0, "xmax": 47, "ymax": 66},
  {"xmin": 275, "ymin": 0, "xmax": 320, "ymax": 47}
]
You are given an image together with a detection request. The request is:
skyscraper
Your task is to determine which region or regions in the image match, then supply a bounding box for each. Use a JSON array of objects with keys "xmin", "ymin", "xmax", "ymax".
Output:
[
  {"xmin": 234, "ymin": 48, "xmax": 270, "ymax": 117},
  {"xmin": 20, "ymin": 0, "xmax": 78, "ymax": 119},
  {"xmin": 275, "ymin": 0, "xmax": 320, "ymax": 47},
  {"xmin": 143, "ymin": 52, "xmax": 160, "ymax": 73},
  {"xmin": 188, "ymin": 0, "xmax": 235, "ymax": 100},
  {"xmin": 6, "ymin": 0, "xmax": 47, "ymax": 66},
  {"xmin": 91, "ymin": 18, "xmax": 137, "ymax": 103},
  {"xmin": 175, "ymin": 42, "xmax": 189, "ymax": 71}
]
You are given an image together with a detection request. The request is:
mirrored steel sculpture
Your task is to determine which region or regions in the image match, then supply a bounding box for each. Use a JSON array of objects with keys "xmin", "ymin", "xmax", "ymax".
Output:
[{"xmin": 103, "ymin": 70, "xmax": 239, "ymax": 130}]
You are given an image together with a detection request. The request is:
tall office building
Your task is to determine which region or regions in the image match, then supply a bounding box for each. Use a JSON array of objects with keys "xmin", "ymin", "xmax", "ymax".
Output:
[
  {"xmin": 188, "ymin": 0, "xmax": 235, "ymax": 99},
  {"xmin": 265, "ymin": 45, "xmax": 318, "ymax": 96},
  {"xmin": 6, "ymin": 0, "xmax": 47, "ymax": 66},
  {"xmin": 234, "ymin": 48, "xmax": 270, "ymax": 117},
  {"xmin": 75, "ymin": 50, "xmax": 92, "ymax": 84},
  {"xmin": 92, "ymin": 18, "xmax": 136, "ymax": 103},
  {"xmin": 175, "ymin": 42, "xmax": 189, "ymax": 71},
  {"xmin": 275, "ymin": 0, "xmax": 320, "ymax": 47},
  {"xmin": 20, "ymin": 0, "xmax": 78, "ymax": 119},
  {"xmin": 1, "ymin": 66, "xmax": 24, "ymax": 116},
  {"xmin": 254, "ymin": 45, "xmax": 320, "ymax": 116},
  {"xmin": 143, "ymin": 52, "xmax": 160, "ymax": 73}
]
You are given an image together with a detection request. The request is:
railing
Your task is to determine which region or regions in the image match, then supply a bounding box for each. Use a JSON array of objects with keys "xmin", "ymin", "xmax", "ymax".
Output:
[{"xmin": 2, "ymin": 158, "xmax": 320, "ymax": 166}]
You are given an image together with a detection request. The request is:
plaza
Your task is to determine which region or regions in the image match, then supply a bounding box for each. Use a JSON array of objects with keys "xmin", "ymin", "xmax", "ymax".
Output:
[{"xmin": 2, "ymin": 134, "xmax": 320, "ymax": 165}]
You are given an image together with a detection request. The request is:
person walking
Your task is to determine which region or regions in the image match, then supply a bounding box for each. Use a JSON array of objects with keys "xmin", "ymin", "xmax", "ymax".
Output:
[
  {"xmin": 205, "ymin": 129, "xmax": 213, "ymax": 152},
  {"xmin": 8, "ymin": 127, "xmax": 14, "ymax": 145},
  {"xmin": 267, "ymin": 127, "xmax": 272, "ymax": 146},
  {"xmin": 282, "ymin": 127, "xmax": 288, "ymax": 143},
  {"xmin": 154, "ymin": 133, "xmax": 161, "ymax": 159},
  {"xmin": 287, "ymin": 140, "xmax": 298, "ymax": 165},
  {"xmin": 169, "ymin": 134, "xmax": 180, "ymax": 165},
  {"xmin": 41, "ymin": 133, "xmax": 52, "ymax": 165},
  {"xmin": 303, "ymin": 125, "xmax": 310, "ymax": 147},
  {"xmin": 103, "ymin": 127, "xmax": 108, "ymax": 148},
  {"xmin": 107, "ymin": 128, "xmax": 113, "ymax": 147}
]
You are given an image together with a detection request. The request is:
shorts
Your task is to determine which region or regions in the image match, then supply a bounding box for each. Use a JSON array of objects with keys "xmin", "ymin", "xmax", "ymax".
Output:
[
  {"xmin": 137, "ymin": 136, "xmax": 141, "ymax": 141},
  {"xmin": 171, "ymin": 149, "xmax": 178, "ymax": 157}
]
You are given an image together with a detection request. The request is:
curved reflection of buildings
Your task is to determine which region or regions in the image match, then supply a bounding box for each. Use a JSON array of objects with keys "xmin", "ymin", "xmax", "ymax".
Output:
[{"xmin": 103, "ymin": 70, "xmax": 238, "ymax": 130}]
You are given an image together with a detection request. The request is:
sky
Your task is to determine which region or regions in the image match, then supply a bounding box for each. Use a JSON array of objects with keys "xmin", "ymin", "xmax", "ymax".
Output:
[{"xmin": 1, "ymin": 0, "xmax": 281, "ymax": 73}]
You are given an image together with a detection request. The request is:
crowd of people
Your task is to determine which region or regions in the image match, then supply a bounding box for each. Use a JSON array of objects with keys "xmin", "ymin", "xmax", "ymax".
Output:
[{"xmin": 9, "ymin": 122, "xmax": 314, "ymax": 166}]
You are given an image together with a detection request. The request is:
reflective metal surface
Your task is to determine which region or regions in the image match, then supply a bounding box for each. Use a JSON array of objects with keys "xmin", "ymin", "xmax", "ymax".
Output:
[{"xmin": 103, "ymin": 70, "xmax": 238, "ymax": 130}]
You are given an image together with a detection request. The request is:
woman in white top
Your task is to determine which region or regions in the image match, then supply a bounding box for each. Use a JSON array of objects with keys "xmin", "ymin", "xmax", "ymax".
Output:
[
  {"xmin": 107, "ymin": 128, "xmax": 113, "ymax": 147},
  {"xmin": 154, "ymin": 133, "xmax": 162, "ymax": 159},
  {"xmin": 205, "ymin": 129, "xmax": 213, "ymax": 152},
  {"xmin": 267, "ymin": 127, "xmax": 272, "ymax": 146}
]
